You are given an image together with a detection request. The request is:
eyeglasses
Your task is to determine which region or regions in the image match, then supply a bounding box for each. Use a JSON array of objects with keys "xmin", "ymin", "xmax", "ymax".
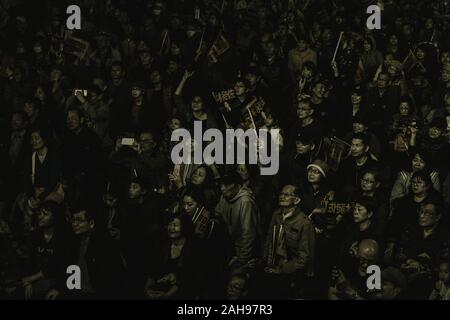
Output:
[{"xmin": 279, "ymin": 192, "xmax": 297, "ymax": 198}]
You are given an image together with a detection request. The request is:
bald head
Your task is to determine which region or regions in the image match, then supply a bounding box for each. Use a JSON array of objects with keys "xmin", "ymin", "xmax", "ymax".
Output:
[{"xmin": 358, "ymin": 239, "xmax": 380, "ymax": 261}]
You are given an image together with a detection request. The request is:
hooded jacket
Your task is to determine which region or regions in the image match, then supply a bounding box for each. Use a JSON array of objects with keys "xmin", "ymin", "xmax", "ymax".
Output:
[{"xmin": 215, "ymin": 186, "xmax": 261, "ymax": 266}]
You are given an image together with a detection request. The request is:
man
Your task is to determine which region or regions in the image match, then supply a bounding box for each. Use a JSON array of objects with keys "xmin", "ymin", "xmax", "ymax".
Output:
[
  {"xmin": 260, "ymin": 184, "xmax": 315, "ymax": 299},
  {"xmin": 389, "ymin": 201, "xmax": 450, "ymax": 299},
  {"xmin": 138, "ymin": 131, "xmax": 168, "ymax": 192},
  {"xmin": 20, "ymin": 201, "xmax": 70, "ymax": 300},
  {"xmin": 215, "ymin": 172, "xmax": 261, "ymax": 273},
  {"xmin": 329, "ymin": 239, "xmax": 380, "ymax": 300},
  {"xmin": 118, "ymin": 175, "xmax": 167, "ymax": 296},
  {"xmin": 295, "ymin": 97, "xmax": 324, "ymax": 146},
  {"xmin": 61, "ymin": 108, "xmax": 104, "ymax": 200},
  {"xmin": 376, "ymin": 267, "xmax": 407, "ymax": 300},
  {"xmin": 108, "ymin": 61, "xmax": 131, "ymax": 140},
  {"xmin": 338, "ymin": 133, "xmax": 380, "ymax": 198},
  {"xmin": 68, "ymin": 205, "xmax": 125, "ymax": 299},
  {"xmin": 389, "ymin": 171, "xmax": 441, "ymax": 238}
]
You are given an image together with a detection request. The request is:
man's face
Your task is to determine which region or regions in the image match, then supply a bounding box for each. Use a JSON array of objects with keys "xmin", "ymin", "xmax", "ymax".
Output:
[
  {"xmin": 66, "ymin": 111, "xmax": 81, "ymax": 131},
  {"xmin": 182, "ymin": 195, "xmax": 198, "ymax": 215},
  {"xmin": 297, "ymin": 40, "xmax": 307, "ymax": 51},
  {"xmin": 380, "ymin": 280, "xmax": 400, "ymax": 300},
  {"xmin": 439, "ymin": 263, "xmax": 450, "ymax": 285},
  {"xmin": 191, "ymin": 96, "xmax": 203, "ymax": 112},
  {"xmin": 353, "ymin": 203, "xmax": 371, "ymax": 223},
  {"xmin": 411, "ymin": 177, "xmax": 428, "ymax": 195},
  {"xmin": 307, "ymin": 167, "xmax": 322, "ymax": 184},
  {"xmin": 131, "ymin": 86, "xmax": 143, "ymax": 99},
  {"xmin": 139, "ymin": 52, "xmax": 152, "ymax": 65},
  {"xmin": 11, "ymin": 113, "xmax": 25, "ymax": 131},
  {"xmin": 352, "ymin": 122, "xmax": 366, "ymax": 134},
  {"xmin": 23, "ymin": 102, "xmax": 36, "ymax": 118},
  {"xmin": 30, "ymin": 131, "xmax": 45, "ymax": 151},
  {"xmin": 297, "ymin": 102, "xmax": 313, "ymax": 119},
  {"xmin": 245, "ymin": 73, "xmax": 258, "ymax": 87},
  {"xmin": 71, "ymin": 211, "xmax": 93, "ymax": 235},
  {"xmin": 389, "ymin": 35, "xmax": 398, "ymax": 46},
  {"xmin": 139, "ymin": 132, "xmax": 155, "ymax": 152},
  {"xmin": 418, "ymin": 204, "xmax": 440, "ymax": 227},
  {"xmin": 441, "ymin": 68, "xmax": 450, "ymax": 82},
  {"xmin": 150, "ymin": 71, "xmax": 161, "ymax": 85},
  {"xmin": 129, "ymin": 182, "xmax": 144, "ymax": 199},
  {"xmin": 312, "ymin": 83, "xmax": 326, "ymax": 99},
  {"xmin": 363, "ymin": 40, "xmax": 371, "ymax": 52},
  {"xmin": 234, "ymin": 82, "xmax": 247, "ymax": 96},
  {"xmin": 377, "ymin": 75, "xmax": 389, "ymax": 89},
  {"xmin": 350, "ymin": 138, "xmax": 367, "ymax": 157},
  {"xmin": 167, "ymin": 218, "xmax": 182, "ymax": 239},
  {"xmin": 361, "ymin": 173, "xmax": 378, "ymax": 193},
  {"xmin": 220, "ymin": 183, "xmax": 240, "ymax": 201},
  {"xmin": 295, "ymin": 141, "xmax": 313, "ymax": 154},
  {"xmin": 441, "ymin": 52, "xmax": 450, "ymax": 65},
  {"xmin": 191, "ymin": 167, "xmax": 207, "ymax": 185},
  {"xmin": 111, "ymin": 65, "xmax": 123, "ymax": 80},
  {"xmin": 38, "ymin": 208, "xmax": 54, "ymax": 228},
  {"xmin": 236, "ymin": 164, "xmax": 249, "ymax": 181},
  {"xmin": 278, "ymin": 185, "xmax": 299, "ymax": 208}
]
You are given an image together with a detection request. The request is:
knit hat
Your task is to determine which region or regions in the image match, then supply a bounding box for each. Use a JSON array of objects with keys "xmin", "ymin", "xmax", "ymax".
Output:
[{"xmin": 307, "ymin": 160, "xmax": 329, "ymax": 178}]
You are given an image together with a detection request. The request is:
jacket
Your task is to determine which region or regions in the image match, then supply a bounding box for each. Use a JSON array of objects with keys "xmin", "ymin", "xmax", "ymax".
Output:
[
  {"xmin": 264, "ymin": 206, "xmax": 316, "ymax": 277},
  {"xmin": 215, "ymin": 186, "xmax": 261, "ymax": 266}
]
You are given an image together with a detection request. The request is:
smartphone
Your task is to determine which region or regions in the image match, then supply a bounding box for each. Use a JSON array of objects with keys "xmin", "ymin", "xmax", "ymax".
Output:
[
  {"xmin": 121, "ymin": 138, "xmax": 135, "ymax": 146},
  {"xmin": 74, "ymin": 89, "xmax": 88, "ymax": 97}
]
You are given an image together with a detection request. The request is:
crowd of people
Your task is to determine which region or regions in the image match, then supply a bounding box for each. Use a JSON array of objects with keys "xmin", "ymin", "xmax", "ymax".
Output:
[{"xmin": 0, "ymin": 0, "xmax": 450, "ymax": 300}]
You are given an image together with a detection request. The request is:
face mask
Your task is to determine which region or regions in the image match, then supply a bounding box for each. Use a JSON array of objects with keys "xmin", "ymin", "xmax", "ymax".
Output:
[
  {"xmin": 17, "ymin": 47, "xmax": 25, "ymax": 54},
  {"xmin": 153, "ymin": 9, "xmax": 162, "ymax": 16},
  {"xmin": 33, "ymin": 46, "xmax": 42, "ymax": 53},
  {"xmin": 186, "ymin": 30, "xmax": 196, "ymax": 38}
]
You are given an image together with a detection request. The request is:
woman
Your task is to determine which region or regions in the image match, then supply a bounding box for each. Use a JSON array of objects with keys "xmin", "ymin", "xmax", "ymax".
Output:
[
  {"xmin": 390, "ymin": 150, "xmax": 440, "ymax": 203},
  {"xmin": 179, "ymin": 186, "xmax": 213, "ymax": 240},
  {"xmin": 143, "ymin": 215, "xmax": 205, "ymax": 299}
]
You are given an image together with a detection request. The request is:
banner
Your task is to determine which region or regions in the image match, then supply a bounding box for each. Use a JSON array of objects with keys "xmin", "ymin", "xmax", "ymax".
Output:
[{"xmin": 207, "ymin": 31, "xmax": 230, "ymax": 64}]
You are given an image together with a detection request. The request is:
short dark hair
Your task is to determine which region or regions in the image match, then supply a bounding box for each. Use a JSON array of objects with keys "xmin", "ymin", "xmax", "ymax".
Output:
[
  {"xmin": 183, "ymin": 185, "xmax": 206, "ymax": 206},
  {"xmin": 411, "ymin": 171, "xmax": 432, "ymax": 187},
  {"xmin": 362, "ymin": 168, "xmax": 382, "ymax": 184},
  {"xmin": 30, "ymin": 125, "xmax": 52, "ymax": 146},
  {"xmin": 354, "ymin": 196, "xmax": 378, "ymax": 214},
  {"xmin": 352, "ymin": 132, "xmax": 369, "ymax": 147}
]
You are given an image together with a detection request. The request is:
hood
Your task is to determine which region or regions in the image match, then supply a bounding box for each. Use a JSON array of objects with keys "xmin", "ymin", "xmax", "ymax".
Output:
[{"xmin": 229, "ymin": 185, "xmax": 255, "ymax": 203}]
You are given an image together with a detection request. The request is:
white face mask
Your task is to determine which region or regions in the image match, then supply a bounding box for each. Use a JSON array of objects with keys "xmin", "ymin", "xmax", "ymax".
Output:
[
  {"xmin": 186, "ymin": 30, "xmax": 196, "ymax": 38},
  {"xmin": 153, "ymin": 9, "xmax": 162, "ymax": 16},
  {"xmin": 33, "ymin": 46, "xmax": 42, "ymax": 53}
]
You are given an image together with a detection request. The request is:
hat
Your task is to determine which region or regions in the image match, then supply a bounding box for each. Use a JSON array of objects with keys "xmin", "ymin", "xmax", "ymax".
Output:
[
  {"xmin": 307, "ymin": 160, "xmax": 329, "ymax": 178},
  {"xmin": 381, "ymin": 267, "xmax": 406, "ymax": 290},
  {"xmin": 430, "ymin": 117, "xmax": 447, "ymax": 130}
]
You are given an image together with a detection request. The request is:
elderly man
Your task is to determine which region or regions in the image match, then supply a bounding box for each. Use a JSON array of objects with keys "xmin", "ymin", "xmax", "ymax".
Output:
[{"xmin": 257, "ymin": 183, "xmax": 315, "ymax": 299}]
